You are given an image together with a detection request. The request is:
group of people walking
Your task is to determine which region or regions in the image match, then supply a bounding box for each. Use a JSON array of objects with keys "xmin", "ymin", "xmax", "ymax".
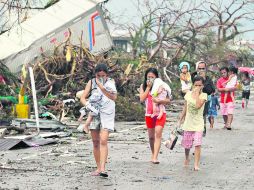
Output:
[{"xmin": 79, "ymin": 61, "xmax": 251, "ymax": 177}]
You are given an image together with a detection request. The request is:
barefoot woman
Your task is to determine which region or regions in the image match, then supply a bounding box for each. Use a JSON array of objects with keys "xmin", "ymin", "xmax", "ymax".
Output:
[
  {"xmin": 139, "ymin": 68, "xmax": 170, "ymax": 164},
  {"xmin": 179, "ymin": 76, "xmax": 207, "ymax": 171}
]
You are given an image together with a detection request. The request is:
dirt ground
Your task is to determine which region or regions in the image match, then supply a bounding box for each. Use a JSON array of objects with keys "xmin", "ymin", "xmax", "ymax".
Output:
[{"xmin": 0, "ymin": 98, "xmax": 254, "ymax": 190}]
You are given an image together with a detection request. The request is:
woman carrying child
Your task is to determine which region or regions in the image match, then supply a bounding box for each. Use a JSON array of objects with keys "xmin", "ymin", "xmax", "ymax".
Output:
[
  {"xmin": 80, "ymin": 63, "xmax": 117, "ymax": 177},
  {"xmin": 139, "ymin": 68, "xmax": 170, "ymax": 164},
  {"xmin": 222, "ymin": 66, "xmax": 238, "ymax": 103},
  {"xmin": 179, "ymin": 76, "xmax": 207, "ymax": 171}
]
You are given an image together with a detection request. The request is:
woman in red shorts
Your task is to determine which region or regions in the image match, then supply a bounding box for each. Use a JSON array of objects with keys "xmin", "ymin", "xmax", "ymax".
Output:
[{"xmin": 139, "ymin": 68, "xmax": 170, "ymax": 164}]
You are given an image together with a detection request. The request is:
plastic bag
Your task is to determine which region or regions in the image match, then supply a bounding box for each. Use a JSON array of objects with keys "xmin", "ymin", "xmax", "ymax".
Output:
[{"xmin": 164, "ymin": 122, "xmax": 183, "ymax": 150}]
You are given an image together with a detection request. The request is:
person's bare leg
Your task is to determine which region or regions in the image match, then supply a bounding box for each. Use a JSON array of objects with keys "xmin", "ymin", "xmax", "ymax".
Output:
[
  {"xmin": 210, "ymin": 116, "xmax": 214, "ymax": 128},
  {"xmin": 223, "ymin": 115, "xmax": 228, "ymax": 128},
  {"xmin": 184, "ymin": 149, "xmax": 190, "ymax": 166},
  {"xmin": 99, "ymin": 129, "xmax": 109, "ymax": 173},
  {"xmin": 78, "ymin": 114, "xmax": 83, "ymax": 122},
  {"xmin": 246, "ymin": 99, "xmax": 249, "ymax": 108},
  {"xmin": 208, "ymin": 116, "xmax": 211, "ymax": 125},
  {"xmin": 194, "ymin": 145, "xmax": 201, "ymax": 171},
  {"xmin": 230, "ymin": 92, "xmax": 235, "ymax": 102},
  {"xmin": 152, "ymin": 126, "xmax": 163, "ymax": 163},
  {"xmin": 242, "ymin": 98, "xmax": 245, "ymax": 109},
  {"xmin": 83, "ymin": 114, "xmax": 92, "ymax": 133},
  {"xmin": 147, "ymin": 128, "xmax": 155, "ymax": 161},
  {"xmin": 227, "ymin": 114, "xmax": 233, "ymax": 128},
  {"xmin": 90, "ymin": 130, "xmax": 100, "ymax": 174},
  {"xmin": 157, "ymin": 104, "xmax": 163, "ymax": 119}
]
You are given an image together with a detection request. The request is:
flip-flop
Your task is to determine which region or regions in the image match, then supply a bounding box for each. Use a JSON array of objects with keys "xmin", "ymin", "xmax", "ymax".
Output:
[
  {"xmin": 151, "ymin": 161, "xmax": 160, "ymax": 164},
  {"xmin": 91, "ymin": 171, "xmax": 100, "ymax": 176},
  {"xmin": 99, "ymin": 172, "xmax": 108, "ymax": 177},
  {"xmin": 225, "ymin": 124, "xmax": 232, "ymax": 130}
]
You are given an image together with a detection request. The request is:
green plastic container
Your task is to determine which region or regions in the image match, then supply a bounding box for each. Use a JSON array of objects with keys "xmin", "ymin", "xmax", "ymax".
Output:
[{"xmin": 0, "ymin": 96, "xmax": 18, "ymax": 104}]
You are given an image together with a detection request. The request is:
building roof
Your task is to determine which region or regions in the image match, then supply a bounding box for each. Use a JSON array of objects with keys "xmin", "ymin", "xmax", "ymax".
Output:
[{"xmin": 111, "ymin": 30, "xmax": 131, "ymax": 38}]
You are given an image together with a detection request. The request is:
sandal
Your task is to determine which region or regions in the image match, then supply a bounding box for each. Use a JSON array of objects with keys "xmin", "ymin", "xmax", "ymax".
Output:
[
  {"xmin": 226, "ymin": 124, "xmax": 232, "ymax": 130},
  {"xmin": 99, "ymin": 171, "xmax": 108, "ymax": 177}
]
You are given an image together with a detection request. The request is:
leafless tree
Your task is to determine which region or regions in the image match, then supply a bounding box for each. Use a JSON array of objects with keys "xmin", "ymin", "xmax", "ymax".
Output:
[
  {"xmin": 208, "ymin": 0, "xmax": 254, "ymax": 44},
  {"xmin": 0, "ymin": 0, "xmax": 58, "ymax": 34},
  {"xmin": 108, "ymin": 0, "xmax": 254, "ymax": 82}
]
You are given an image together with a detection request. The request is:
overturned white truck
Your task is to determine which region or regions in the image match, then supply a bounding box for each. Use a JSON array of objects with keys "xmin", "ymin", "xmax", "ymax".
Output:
[{"xmin": 0, "ymin": 0, "xmax": 113, "ymax": 73}]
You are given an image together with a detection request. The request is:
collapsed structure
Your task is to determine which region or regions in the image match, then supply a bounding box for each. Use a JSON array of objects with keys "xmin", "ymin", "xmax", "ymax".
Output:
[{"xmin": 0, "ymin": 0, "xmax": 113, "ymax": 73}]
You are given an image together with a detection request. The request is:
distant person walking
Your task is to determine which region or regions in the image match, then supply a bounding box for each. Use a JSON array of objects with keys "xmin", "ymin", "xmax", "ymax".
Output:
[
  {"xmin": 191, "ymin": 61, "xmax": 215, "ymax": 136},
  {"xmin": 241, "ymin": 71, "xmax": 251, "ymax": 108},
  {"xmin": 217, "ymin": 67, "xmax": 237, "ymax": 130},
  {"xmin": 179, "ymin": 76, "xmax": 207, "ymax": 171},
  {"xmin": 222, "ymin": 66, "xmax": 238, "ymax": 103},
  {"xmin": 139, "ymin": 68, "xmax": 170, "ymax": 164},
  {"xmin": 207, "ymin": 89, "xmax": 220, "ymax": 128}
]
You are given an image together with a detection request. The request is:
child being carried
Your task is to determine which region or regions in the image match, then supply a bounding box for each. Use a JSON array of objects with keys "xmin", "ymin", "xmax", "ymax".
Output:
[
  {"xmin": 150, "ymin": 78, "xmax": 171, "ymax": 119},
  {"xmin": 179, "ymin": 61, "xmax": 192, "ymax": 96},
  {"xmin": 78, "ymin": 78, "xmax": 116, "ymax": 133},
  {"xmin": 222, "ymin": 66, "xmax": 238, "ymax": 103}
]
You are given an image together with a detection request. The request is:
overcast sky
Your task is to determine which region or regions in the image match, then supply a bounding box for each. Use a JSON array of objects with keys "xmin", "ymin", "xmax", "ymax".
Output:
[{"xmin": 106, "ymin": 0, "xmax": 254, "ymax": 41}]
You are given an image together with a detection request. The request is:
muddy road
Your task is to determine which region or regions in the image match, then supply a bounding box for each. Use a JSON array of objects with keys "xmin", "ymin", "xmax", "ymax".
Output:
[{"xmin": 0, "ymin": 100, "xmax": 253, "ymax": 190}]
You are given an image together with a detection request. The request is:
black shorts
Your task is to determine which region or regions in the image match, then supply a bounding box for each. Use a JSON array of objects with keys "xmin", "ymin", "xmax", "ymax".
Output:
[{"xmin": 242, "ymin": 91, "xmax": 250, "ymax": 99}]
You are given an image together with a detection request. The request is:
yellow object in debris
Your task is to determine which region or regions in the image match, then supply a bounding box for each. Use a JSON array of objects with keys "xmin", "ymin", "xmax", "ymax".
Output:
[
  {"xmin": 66, "ymin": 46, "xmax": 72, "ymax": 62},
  {"xmin": 18, "ymin": 94, "xmax": 25, "ymax": 104},
  {"xmin": 21, "ymin": 65, "xmax": 27, "ymax": 79},
  {"xmin": 15, "ymin": 104, "xmax": 30, "ymax": 119},
  {"xmin": 124, "ymin": 64, "xmax": 134, "ymax": 76}
]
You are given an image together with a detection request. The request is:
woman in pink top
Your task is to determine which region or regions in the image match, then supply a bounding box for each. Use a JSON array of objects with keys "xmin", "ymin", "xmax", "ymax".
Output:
[
  {"xmin": 139, "ymin": 68, "xmax": 171, "ymax": 164},
  {"xmin": 217, "ymin": 67, "xmax": 237, "ymax": 130}
]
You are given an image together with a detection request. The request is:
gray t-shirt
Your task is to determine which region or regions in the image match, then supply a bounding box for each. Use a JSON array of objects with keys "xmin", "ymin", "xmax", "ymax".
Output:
[{"xmin": 242, "ymin": 79, "xmax": 250, "ymax": 91}]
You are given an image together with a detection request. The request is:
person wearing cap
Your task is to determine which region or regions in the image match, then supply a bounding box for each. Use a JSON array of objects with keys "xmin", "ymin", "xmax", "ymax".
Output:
[
  {"xmin": 179, "ymin": 61, "xmax": 192, "ymax": 97},
  {"xmin": 191, "ymin": 61, "xmax": 215, "ymax": 137}
]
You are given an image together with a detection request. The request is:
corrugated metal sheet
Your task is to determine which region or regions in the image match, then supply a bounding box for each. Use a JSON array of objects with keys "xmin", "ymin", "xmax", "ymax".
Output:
[
  {"xmin": 11, "ymin": 118, "xmax": 67, "ymax": 130},
  {"xmin": 0, "ymin": 137, "xmax": 57, "ymax": 151},
  {"xmin": 0, "ymin": 139, "xmax": 28, "ymax": 151}
]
